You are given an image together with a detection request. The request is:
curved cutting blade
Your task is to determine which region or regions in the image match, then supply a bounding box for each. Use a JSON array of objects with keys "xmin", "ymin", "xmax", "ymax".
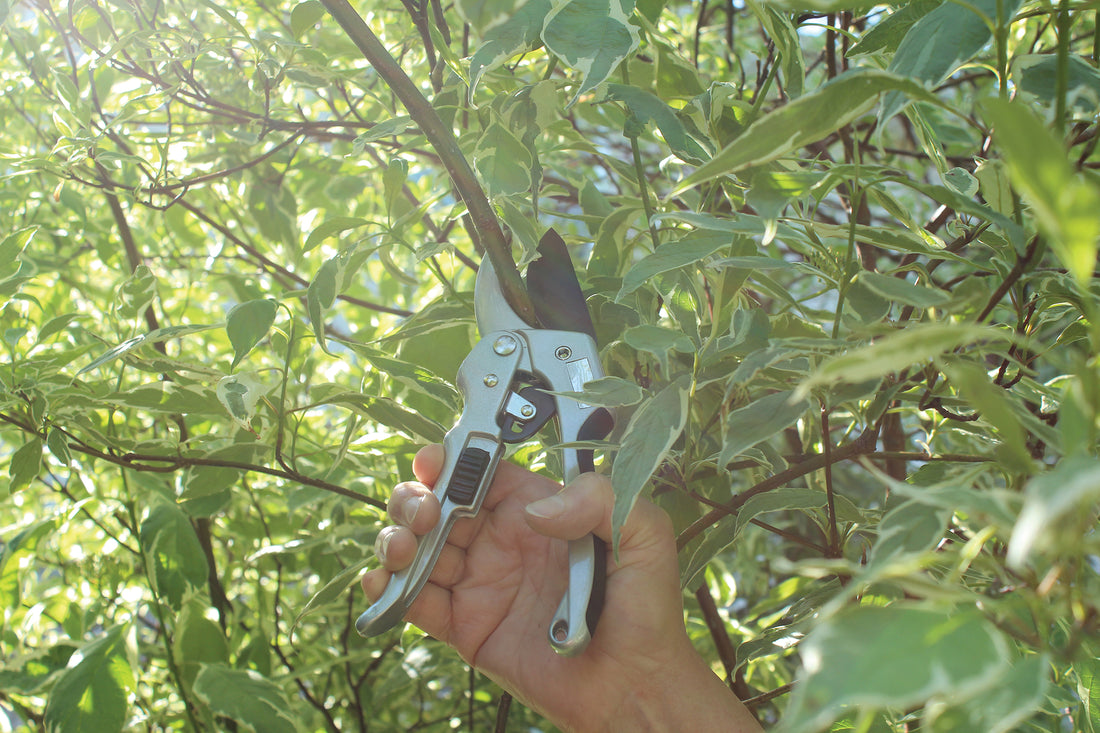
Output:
[
  {"xmin": 474, "ymin": 229, "xmax": 595, "ymax": 339},
  {"xmin": 525, "ymin": 229, "xmax": 596, "ymax": 340}
]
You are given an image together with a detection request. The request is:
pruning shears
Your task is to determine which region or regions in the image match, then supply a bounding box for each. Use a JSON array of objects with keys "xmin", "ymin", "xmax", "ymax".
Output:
[{"xmin": 355, "ymin": 230, "xmax": 614, "ymax": 656}]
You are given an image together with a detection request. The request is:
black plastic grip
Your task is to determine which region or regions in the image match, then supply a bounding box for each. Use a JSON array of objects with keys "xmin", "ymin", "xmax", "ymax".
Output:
[{"xmin": 445, "ymin": 447, "xmax": 491, "ymax": 506}]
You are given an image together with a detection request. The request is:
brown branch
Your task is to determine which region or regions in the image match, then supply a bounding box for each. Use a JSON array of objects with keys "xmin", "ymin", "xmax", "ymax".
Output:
[
  {"xmin": 320, "ymin": 0, "xmax": 537, "ymax": 326},
  {"xmin": 976, "ymin": 235, "xmax": 1041, "ymax": 323},
  {"xmin": 56, "ymin": 434, "xmax": 384, "ymax": 508},
  {"xmin": 694, "ymin": 584, "xmax": 739, "ymax": 686},
  {"xmin": 820, "ymin": 406, "xmax": 841, "ymax": 558},
  {"xmin": 678, "ymin": 424, "xmax": 880, "ymax": 550}
]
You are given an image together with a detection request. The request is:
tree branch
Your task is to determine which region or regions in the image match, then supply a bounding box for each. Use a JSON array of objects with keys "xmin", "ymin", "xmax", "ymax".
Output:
[
  {"xmin": 320, "ymin": 0, "xmax": 537, "ymax": 326},
  {"xmin": 678, "ymin": 424, "xmax": 880, "ymax": 550}
]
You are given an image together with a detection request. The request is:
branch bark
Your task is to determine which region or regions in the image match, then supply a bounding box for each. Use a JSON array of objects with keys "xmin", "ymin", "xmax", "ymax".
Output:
[{"xmin": 320, "ymin": 0, "xmax": 538, "ymax": 326}]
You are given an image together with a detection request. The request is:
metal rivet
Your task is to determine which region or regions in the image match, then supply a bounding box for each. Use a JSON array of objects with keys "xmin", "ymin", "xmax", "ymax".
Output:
[
  {"xmin": 483, "ymin": 374, "xmax": 498, "ymax": 387},
  {"xmin": 493, "ymin": 335, "xmax": 517, "ymax": 356},
  {"xmin": 555, "ymin": 346, "xmax": 572, "ymax": 360},
  {"xmin": 520, "ymin": 404, "xmax": 535, "ymax": 418}
]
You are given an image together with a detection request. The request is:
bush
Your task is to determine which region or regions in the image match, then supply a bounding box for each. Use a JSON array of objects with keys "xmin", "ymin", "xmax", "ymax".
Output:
[{"xmin": 1, "ymin": 0, "xmax": 1097, "ymax": 730}]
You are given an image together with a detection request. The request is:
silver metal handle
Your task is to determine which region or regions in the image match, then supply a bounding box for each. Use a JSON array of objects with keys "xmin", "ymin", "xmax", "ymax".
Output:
[{"xmin": 355, "ymin": 336, "xmax": 521, "ymax": 638}]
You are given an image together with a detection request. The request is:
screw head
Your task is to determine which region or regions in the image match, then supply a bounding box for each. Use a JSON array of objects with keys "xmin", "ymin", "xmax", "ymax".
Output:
[
  {"xmin": 520, "ymin": 404, "xmax": 536, "ymax": 418},
  {"xmin": 483, "ymin": 374, "xmax": 499, "ymax": 387},
  {"xmin": 493, "ymin": 335, "xmax": 518, "ymax": 356},
  {"xmin": 555, "ymin": 346, "xmax": 572, "ymax": 360}
]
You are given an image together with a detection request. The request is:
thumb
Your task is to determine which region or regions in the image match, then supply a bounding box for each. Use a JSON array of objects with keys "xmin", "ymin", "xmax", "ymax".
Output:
[
  {"xmin": 524, "ymin": 473, "xmax": 673, "ymax": 551},
  {"xmin": 524, "ymin": 472, "xmax": 613, "ymax": 542}
]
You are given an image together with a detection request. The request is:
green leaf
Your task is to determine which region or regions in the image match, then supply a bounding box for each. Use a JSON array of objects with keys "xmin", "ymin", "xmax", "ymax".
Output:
[
  {"xmin": 940, "ymin": 358, "xmax": 1032, "ymax": 473},
  {"xmin": 307, "ymin": 252, "xmax": 342, "ymax": 351},
  {"xmin": 182, "ymin": 442, "xmax": 264, "ymax": 500},
  {"xmin": 140, "ymin": 503, "xmax": 209, "ymax": 608},
  {"xmin": 289, "ymin": 0, "xmax": 324, "ymax": 38},
  {"xmin": 43, "ymin": 626, "xmax": 132, "ymax": 733},
  {"xmin": 174, "ymin": 603, "xmax": 230, "ymax": 688},
  {"xmin": 778, "ymin": 605, "xmax": 1010, "ymax": 733},
  {"xmin": 1008, "ymin": 455, "xmax": 1100, "ymax": 567},
  {"xmin": 857, "ymin": 271, "xmax": 950, "ymax": 308},
  {"xmin": 474, "ymin": 122, "xmax": 533, "ymax": 197},
  {"xmin": 115, "ymin": 264, "xmax": 158, "ymax": 321},
  {"xmin": 8, "ymin": 435, "xmax": 42, "ymax": 494},
  {"xmin": 303, "ymin": 217, "xmax": 372, "ymax": 254},
  {"xmin": 0, "ymin": 642, "xmax": 78, "ymax": 695},
  {"xmin": 981, "ymin": 97, "xmax": 1100, "ymax": 286},
  {"xmin": 927, "ymin": 654, "xmax": 1050, "ymax": 733},
  {"xmin": 623, "ymin": 324, "xmax": 694, "ymax": 375},
  {"xmin": 0, "ymin": 226, "xmax": 35, "ymax": 280},
  {"xmin": 604, "ymin": 83, "xmax": 708, "ymax": 162},
  {"xmin": 1017, "ymin": 53, "xmax": 1100, "ymax": 117},
  {"xmin": 456, "ymin": 0, "xmax": 527, "ymax": 33},
  {"xmin": 36, "ymin": 312, "xmax": 82, "ymax": 345},
  {"xmin": 677, "ymin": 69, "xmax": 942, "ymax": 191},
  {"xmin": 216, "ymin": 372, "xmax": 271, "ymax": 428},
  {"xmin": 847, "ymin": 0, "xmax": 940, "ymax": 57},
  {"xmin": 0, "ymin": 517, "xmax": 56, "ymax": 609},
  {"xmin": 77, "ymin": 324, "xmax": 217, "ymax": 375},
  {"xmin": 611, "ymin": 375, "xmax": 689, "ymax": 550},
  {"xmin": 550, "ymin": 375, "xmax": 646, "ymax": 408},
  {"xmin": 382, "ymin": 157, "xmax": 408, "ymax": 222},
  {"xmin": 1075, "ymin": 656, "xmax": 1100, "ymax": 733},
  {"xmin": 227, "ymin": 299, "xmax": 278, "ymax": 369},
  {"xmin": 880, "ymin": 0, "xmax": 1024, "ymax": 121},
  {"xmin": 654, "ymin": 41, "xmax": 706, "ymax": 99},
  {"xmin": 468, "ymin": 0, "xmax": 552, "ymax": 94},
  {"xmin": 719, "ymin": 391, "xmax": 809, "ymax": 467},
  {"xmin": 541, "ymin": 0, "xmax": 641, "ymax": 105},
  {"xmin": 617, "ymin": 232, "xmax": 733, "ymax": 299},
  {"xmin": 796, "ymin": 323, "xmax": 1009, "ymax": 398},
  {"xmin": 942, "ymin": 166, "xmax": 978, "ymax": 197},
  {"xmin": 867, "ymin": 499, "xmax": 950, "ymax": 567},
  {"xmin": 293, "ymin": 557, "xmax": 373, "ymax": 630},
  {"xmin": 107, "ymin": 382, "xmax": 222, "ymax": 415},
  {"xmin": 681, "ymin": 487, "xmax": 827, "ymax": 587},
  {"xmin": 328, "ymin": 392, "xmax": 446, "ymax": 443},
  {"xmin": 345, "ymin": 343, "xmax": 460, "ymax": 412},
  {"xmin": 192, "ymin": 664, "xmax": 299, "ymax": 733}
]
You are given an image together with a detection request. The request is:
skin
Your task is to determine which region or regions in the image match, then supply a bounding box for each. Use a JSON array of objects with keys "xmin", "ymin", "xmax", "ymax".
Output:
[{"xmin": 361, "ymin": 444, "xmax": 764, "ymax": 733}]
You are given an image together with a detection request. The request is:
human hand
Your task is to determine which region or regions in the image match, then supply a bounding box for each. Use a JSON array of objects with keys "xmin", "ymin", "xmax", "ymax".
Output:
[{"xmin": 361, "ymin": 445, "xmax": 762, "ymax": 732}]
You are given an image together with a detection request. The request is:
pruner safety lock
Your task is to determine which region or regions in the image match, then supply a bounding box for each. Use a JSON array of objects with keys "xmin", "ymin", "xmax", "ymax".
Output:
[{"xmin": 355, "ymin": 230, "xmax": 614, "ymax": 656}]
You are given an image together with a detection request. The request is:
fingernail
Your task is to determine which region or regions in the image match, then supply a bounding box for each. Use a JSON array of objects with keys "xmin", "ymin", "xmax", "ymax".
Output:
[
  {"xmin": 396, "ymin": 495, "xmax": 425, "ymax": 526},
  {"xmin": 526, "ymin": 494, "xmax": 566, "ymax": 520},
  {"xmin": 374, "ymin": 527, "xmax": 394, "ymax": 561}
]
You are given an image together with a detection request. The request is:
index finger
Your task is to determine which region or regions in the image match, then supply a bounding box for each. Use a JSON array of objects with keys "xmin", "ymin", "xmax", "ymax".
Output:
[{"xmin": 412, "ymin": 443, "xmax": 559, "ymax": 511}]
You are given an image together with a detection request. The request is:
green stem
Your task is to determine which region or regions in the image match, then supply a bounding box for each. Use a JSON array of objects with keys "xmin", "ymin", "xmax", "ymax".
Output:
[
  {"xmin": 320, "ymin": 0, "xmax": 536, "ymax": 326},
  {"xmin": 996, "ymin": 0, "xmax": 1010, "ymax": 98},
  {"xmin": 1055, "ymin": 0, "xmax": 1071, "ymax": 130},
  {"xmin": 631, "ymin": 139, "xmax": 661, "ymax": 252},
  {"xmin": 620, "ymin": 65, "xmax": 660, "ymax": 252}
]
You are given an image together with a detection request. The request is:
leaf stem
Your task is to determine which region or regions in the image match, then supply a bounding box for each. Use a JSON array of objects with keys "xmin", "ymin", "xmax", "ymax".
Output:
[{"xmin": 1055, "ymin": 0, "xmax": 1071, "ymax": 130}]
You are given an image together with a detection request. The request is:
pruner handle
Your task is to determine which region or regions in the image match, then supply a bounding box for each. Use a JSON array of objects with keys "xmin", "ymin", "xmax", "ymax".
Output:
[
  {"xmin": 547, "ymin": 403, "xmax": 615, "ymax": 656},
  {"xmin": 354, "ymin": 433, "xmax": 504, "ymax": 637},
  {"xmin": 355, "ymin": 335, "xmax": 522, "ymax": 638}
]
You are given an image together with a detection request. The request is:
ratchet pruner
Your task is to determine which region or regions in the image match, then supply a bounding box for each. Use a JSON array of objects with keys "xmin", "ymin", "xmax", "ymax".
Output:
[{"xmin": 356, "ymin": 230, "xmax": 614, "ymax": 656}]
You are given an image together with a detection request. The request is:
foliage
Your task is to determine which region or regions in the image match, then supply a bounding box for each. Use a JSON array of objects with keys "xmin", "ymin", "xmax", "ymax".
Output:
[{"xmin": 1, "ymin": 0, "xmax": 1098, "ymax": 730}]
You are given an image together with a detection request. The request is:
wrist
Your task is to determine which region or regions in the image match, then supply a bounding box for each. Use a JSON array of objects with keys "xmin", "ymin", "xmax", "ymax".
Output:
[{"xmin": 609, "ymin": 642, "xmax": 762, "ymax": 733}]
